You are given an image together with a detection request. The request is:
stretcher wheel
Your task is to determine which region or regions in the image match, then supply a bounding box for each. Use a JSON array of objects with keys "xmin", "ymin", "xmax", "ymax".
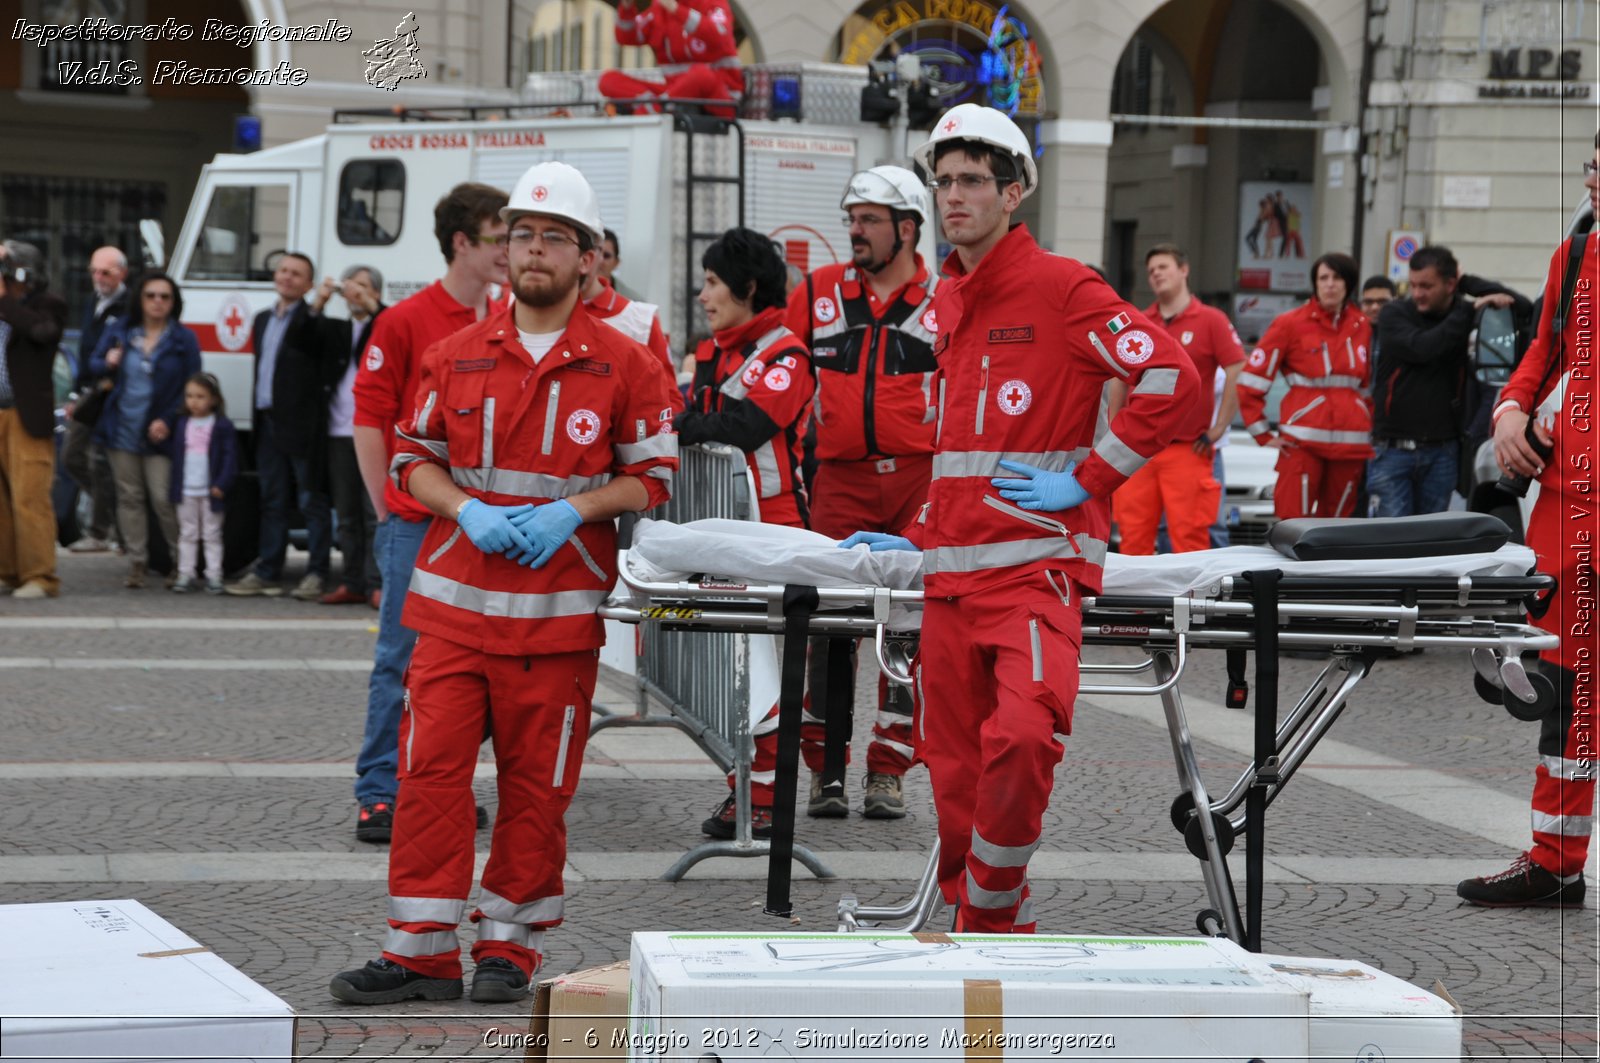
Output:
[
  {"xmin": 1184, "ymin": 811, "xmax": 1236, "ymax": 861},
  {"xmin": 1503, "ymin": 670, "xmax": 1556, "ymax": 722},
  {"xmin": 1195, "ymin": 909, "xmax": 1226, "ymax": 936},
  {"xmin": 1474, "ymin": 670, "xmax": 1504, "ymax": 705},
  {"xmin": 1169, "ymin": 793, "xmax": 1198, "ymax": 833}
]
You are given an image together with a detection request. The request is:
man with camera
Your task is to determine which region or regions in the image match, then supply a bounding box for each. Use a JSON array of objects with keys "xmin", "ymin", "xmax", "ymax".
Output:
[{"xmin": 0, "ymin": 240, "xmax": 69, "ymax": 598}]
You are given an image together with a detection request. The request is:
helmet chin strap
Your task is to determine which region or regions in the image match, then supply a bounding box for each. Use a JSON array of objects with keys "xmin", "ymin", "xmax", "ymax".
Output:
[{"xmin": 858, "ymin": 211, "xmax": 904, "ymax": 274}]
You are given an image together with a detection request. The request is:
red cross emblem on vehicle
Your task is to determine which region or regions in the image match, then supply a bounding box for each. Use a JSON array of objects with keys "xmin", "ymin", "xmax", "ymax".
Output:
[
  {"xmin": 214, "ymin": 293, "xmax": 252, "ymax": 351},
  {"xmin": 224, "ymin": 306, "xmax": 244, "ymax": 336},
  {"xmin": 532, "ymin": 186, "xmax": 549, "ymax": 202}
]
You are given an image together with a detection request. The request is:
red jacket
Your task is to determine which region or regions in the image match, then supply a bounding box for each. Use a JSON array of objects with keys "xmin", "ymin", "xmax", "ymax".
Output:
[
  {"xmin": 1237, "ymin": 300, "xmax": 1373, "ymax": 459},
  {"xmin": 908, "ymin": 225, "xmax": 1200, "ymax": 596},
  {"xmin": 1497, "ymin": 236, "xmax": 1598, "ymax": 490},
  {"xmin": 583, "ymin": 281, "xmax": 676, "ymax": 389},
  {"xmin": 353, "ymin": 281, "xmax": 482, "ymax": 521},
  {"xmin": 1143, "ymin": 297, "xmax": 1246, "ymax": 442},
  {"xmin": 675, "ymin": 307, "xmax": 813, "ymax": 527},
  {"xmin": 785, "ymin": 259, "xmax": 939, "ymax": 462},
  {"xmin": 393, "ymin": 306, "xmax": 680, "ymax": 656},
  {"xmin": 614, "ymin": 0, "xmax": 741, "ymax": 80}
]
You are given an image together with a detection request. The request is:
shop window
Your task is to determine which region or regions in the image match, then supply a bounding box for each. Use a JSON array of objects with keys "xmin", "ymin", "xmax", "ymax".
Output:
[{"xmin": 337, "ymin": 160, "xmax": 404, "ymax": 246}]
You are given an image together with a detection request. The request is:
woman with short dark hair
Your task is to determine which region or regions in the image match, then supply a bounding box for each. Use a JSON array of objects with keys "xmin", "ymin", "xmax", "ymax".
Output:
[
  {"xmin": 1235, "ymin": 250, "xmax": 1374, "ymax": 519},
  {"xmin": 90, "ymin": 271, "xmax": 202, "ymax": 587}
]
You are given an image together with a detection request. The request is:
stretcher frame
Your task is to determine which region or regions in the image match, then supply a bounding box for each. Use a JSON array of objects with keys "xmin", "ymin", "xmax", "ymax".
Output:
[{"xmin": 601, "ymin": 550, "xmax": 1557, "ymax": 948}]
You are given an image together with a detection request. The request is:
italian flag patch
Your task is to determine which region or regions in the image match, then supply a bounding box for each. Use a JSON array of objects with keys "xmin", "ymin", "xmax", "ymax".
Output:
[{"xmin": 1107, "ymin": 312, "xmax": 1131, "ymax": 334}]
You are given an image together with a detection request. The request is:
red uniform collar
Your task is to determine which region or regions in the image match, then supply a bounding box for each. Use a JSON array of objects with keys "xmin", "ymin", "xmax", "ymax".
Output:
[
  {"xmin": 940, "ymin": 224, "xmax": 1036, "ymax": 283},
  {"xmin": 843, "ymin": 255, "xmax": 932, "ymax": 308},
  {"xmin": 711, "ymin": 306, "xmax": 785, "ymax": 352},
  {"xmin": 1305, "ymin": 299, "xmax": 1352, "ymax": 330},
  {"xmin": 1145, "ymin": 296, "xmax": 1202, "ymax": 325}
]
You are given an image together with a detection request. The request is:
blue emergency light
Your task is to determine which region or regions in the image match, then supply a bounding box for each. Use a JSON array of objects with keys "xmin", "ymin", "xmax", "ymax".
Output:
[
  {"xmin": 771, "ymin": 77, "xmax": 801, "ymax": 120},
  {"xmin": 234, "ymin": 114, "xmax": 262, "ymax": 153}
]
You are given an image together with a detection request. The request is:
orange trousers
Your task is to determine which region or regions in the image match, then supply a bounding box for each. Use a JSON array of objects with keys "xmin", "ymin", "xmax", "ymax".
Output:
[{"xmin": 1112, "ymin": 443, "xmax": 1220, "ymax": 555}]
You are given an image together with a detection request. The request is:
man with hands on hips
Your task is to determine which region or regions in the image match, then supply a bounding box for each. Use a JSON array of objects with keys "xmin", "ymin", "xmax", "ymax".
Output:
[
  {"xmin": 330, "ymin": 161, "xmax": 679, "ymax": 1006},
  {"xmin": 841, "ymin": 104, "xmax": 1197, "ymax": 933}
]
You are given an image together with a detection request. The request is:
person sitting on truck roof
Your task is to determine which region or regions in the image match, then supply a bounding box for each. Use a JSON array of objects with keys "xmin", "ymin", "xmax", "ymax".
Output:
[{"xmin": 599, "ymin": 0, "xmax": 743, "ymax": 119}]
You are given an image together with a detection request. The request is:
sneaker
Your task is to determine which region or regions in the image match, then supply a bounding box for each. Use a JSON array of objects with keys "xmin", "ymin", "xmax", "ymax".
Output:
[
  {"xmin": 356, "ymin": 802, "xmax": 394, "ymax": 844},
  {"xmin": 319, "ymin": 583, "xmax": 367, "ymax": 605},
  {"xmin": 11, "ymin": 580, "xmax": 53, "ymax": 600},
  {"xmin": 206, "ymin": 579, "xmax": 225, "ymax": 595},
  {"xmin": 169, "ymin": 576, "xmax": 195, "ymax": 594},
  {"xmin": 329, "ymin": 957, "xmax": 462, "ymax": 1005},
  {"xmin": 700, "ymin": 794, "xmax": 773, "ymax": 840},
  {"xmin": 225, "ymin": 572, "xmax": 283, "ymax": 597},
  {"xmin": 291, "ymin": 573, "xmax": 326, "ymax": 601},
  {"xmin": 470, "ymin": 956, "xmax": 532, "ymax": 1003},
  {"xmin": 1458, "ymin": 852, "xmax": 1586, "ymax": 908},
  {"xmin": 67, "ymin": 536, "xmax": 110, "ymax": 553},
  {"xmin": 123, "ymin": 561, "xmax": 146, "ymax": 589},
  {"xmin": 807, "ymin": 773, "xmax": 848, "ymax": 818},
  {"xmin": 862, "ymin": 772, "xmax": 907, "ymax": 819}
]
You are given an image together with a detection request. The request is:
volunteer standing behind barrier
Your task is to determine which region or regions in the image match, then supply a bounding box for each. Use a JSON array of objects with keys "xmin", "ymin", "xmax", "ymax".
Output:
[
  {"xmin": 843, "ymin": 104, "xmax": 1199, "ymax": 933},
  {"xmin": 785, "ymin": 166, "xmax": 937, "ymax": 820},
  {"xmin": 330, "ymin": 162, "xmax": 680, "ymax": 1006},
  {"xmin": 674, "ymin": 227, "xmax": 815, "ymax": 840},
  {"xmin": 1457, "ymin": 135, "xmax": 1599, "ymax": 909},
  {"xmin": 1236, "ymin": 251, "xmax": 1372, "ymax": 519}
]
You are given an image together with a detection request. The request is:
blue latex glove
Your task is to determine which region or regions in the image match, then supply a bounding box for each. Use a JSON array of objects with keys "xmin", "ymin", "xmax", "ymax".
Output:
[
  {"xmin": 839, "ymin": 530, "xmax": 918, "ymax": 552},
  {"xmin": 991, "ymin": 459, "xmax": 1092, "ymax": 511},
  {"xmin": 457, "ymin": 498, "xmax": 535, "ymax": 555},
  {"xmin": 506, "ymin": 499, "xmax": 585, "ymax": 569}
]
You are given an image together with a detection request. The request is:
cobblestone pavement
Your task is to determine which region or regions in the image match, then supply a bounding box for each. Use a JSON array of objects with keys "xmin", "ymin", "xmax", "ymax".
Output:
[{"xmin": 1, "ymin": 551, "xmax": 1595, "ymax": 1059}]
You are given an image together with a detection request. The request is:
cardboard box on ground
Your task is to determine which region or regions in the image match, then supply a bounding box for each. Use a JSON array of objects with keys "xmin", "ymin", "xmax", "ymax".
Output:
[
  {"xmin": 526, "ymin": 960, "xmax": 631, "ymax": 1062},
  {"xmin": 0, "ymin": 899, "xmax": 295, "ymax": 1063},
  {"xmin": 619, "ymin": 932, "xmax": 1462, "ymax": 1062}
]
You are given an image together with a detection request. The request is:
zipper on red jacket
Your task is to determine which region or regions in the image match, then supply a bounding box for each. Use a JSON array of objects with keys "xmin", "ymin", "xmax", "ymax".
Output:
[
  {"xmin": 976, "ymin": 354, "xmax": 990, "ymax": 435},
  {"xmin": 862, "ymin": 325, "xmax": 881, "ymax": 457}
]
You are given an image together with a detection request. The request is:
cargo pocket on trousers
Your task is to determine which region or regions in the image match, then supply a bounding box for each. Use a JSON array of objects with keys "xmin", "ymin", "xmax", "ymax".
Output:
[
  {"xmin": 1026, "ymin": 603, "xmax": 1083, "ymax": 737},
  {"xmin": 551, "ymin": 673, "xmax": 593, "ymax": 797}
]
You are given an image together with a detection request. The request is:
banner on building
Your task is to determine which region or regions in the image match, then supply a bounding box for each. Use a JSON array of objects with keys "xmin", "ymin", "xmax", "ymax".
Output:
[{"xmin": 1236, "ymin": 181, "xmax": 1313, "ymax": 292}]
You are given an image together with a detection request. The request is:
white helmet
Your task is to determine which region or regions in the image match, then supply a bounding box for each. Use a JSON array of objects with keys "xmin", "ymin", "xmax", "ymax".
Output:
[
  {"xmin": 501, "ymin": 161, "xmax": 605, "ymax": 245},
  {"xmin": 840, "ymin": 165, "xmax": 930, "ymax": 225},
  {"xmin": 912, "ymin": 103, "xmax": 1038, "ymax": 200}
]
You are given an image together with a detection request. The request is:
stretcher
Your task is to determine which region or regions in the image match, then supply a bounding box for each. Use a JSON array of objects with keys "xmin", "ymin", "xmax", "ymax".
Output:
[{"xmin": 601, "ymin": 512, "xmax": 1557, "ymax": 949}]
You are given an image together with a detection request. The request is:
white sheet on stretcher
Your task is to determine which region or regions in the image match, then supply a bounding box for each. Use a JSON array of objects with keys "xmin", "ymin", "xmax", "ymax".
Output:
[{"xmin": 630, "ymin": 518, "xmax": 1537, "ymax": 603}]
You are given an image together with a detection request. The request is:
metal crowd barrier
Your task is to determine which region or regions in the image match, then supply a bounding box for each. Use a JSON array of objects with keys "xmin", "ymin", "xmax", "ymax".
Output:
[{"xmin": 599, "ymin": 444, "xmax": 831, "ymax": 881}]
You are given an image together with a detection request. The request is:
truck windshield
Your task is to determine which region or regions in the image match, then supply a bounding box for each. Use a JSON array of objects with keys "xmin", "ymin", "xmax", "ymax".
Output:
[{"xmin": 188, "ymin": 183, "xmax": 290, "ymax": 282}]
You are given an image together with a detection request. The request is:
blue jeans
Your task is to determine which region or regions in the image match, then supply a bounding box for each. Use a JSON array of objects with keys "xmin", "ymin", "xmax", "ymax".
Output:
[
  {"xmin": 253, "ymin": 417, "xmax": 333, "ymax": 581},
  {"xmin": 1366, "ymin": 441, "xmax": 1458, "ymax": 518},
  {"xmin": 353, "ymin": 513, "xmax": 430, "ymax": 805}
]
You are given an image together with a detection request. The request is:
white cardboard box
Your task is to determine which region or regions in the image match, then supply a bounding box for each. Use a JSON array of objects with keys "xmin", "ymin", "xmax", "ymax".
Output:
[
  {"xmin": 1250, "ymin": 954, "xmax": 1461, "ymax": 1062},
  {"xmin": 0, "ymin": 899, "xmax": 296, "ymax": 1062},
  {"xmin": 629, "ymin": 931, "xmax": 1310, "ymax": 1060}
]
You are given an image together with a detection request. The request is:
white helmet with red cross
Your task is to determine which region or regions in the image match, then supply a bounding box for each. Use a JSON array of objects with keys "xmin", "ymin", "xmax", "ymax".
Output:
[
  {"xmin": 501, "ymin": 161, "xmax": 605, "ymax": 244},
  {"xmin": 913, "ymin": 103, "xmax": 1038, "ymax": 200},
  {"xmin": 840, "ymin": 165, "xmax": 930, "ymax": 225}
]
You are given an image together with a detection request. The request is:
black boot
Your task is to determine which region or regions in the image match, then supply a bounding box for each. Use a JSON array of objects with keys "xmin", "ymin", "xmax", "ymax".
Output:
[{"xmin": 329, "ymin": 958, "xmax": 462, "ymax": 1004}]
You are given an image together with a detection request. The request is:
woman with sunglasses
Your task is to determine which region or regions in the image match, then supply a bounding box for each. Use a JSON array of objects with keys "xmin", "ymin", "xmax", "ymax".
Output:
[{"xmin": 89, "ymin": 271, "xmax": 202, "ymax": 588}]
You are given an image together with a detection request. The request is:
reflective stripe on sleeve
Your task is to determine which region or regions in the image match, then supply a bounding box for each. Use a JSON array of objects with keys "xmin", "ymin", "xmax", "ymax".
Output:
[
  {"xmin": 408, "ymin": 570, "xmax": 608, "ymax": 620},
  {"xmin": 1280, "ymin": 424, "xmax": 1373, "ymax": 446},
  {"xmin": 1284, "ymin": 373, "xmax": 1364, "ymax": 388},
  {"xmin": 1132, "ymin": 368, "xmax": 1179, "ymax": 397},
  {"xmin": 452, "ymin": 468, "xmax": 611, "ymax": 498},
  {"xmin": 615, "ymin": 432, "xmax": 678, "ymax": 464},
  {"xmin": 1093, "ymin": 429, "xmax": 1147, "ymax": 478},
  {"xmin": 1237, "ymin": 372, "xmax": 1276, "ymax": 392},
  {"xmin": 1246, "ymin": 420, "xmax": 1271, "ymax": 436},
  {"xmin": 753, "ymin": 440, "xmax": 782, "ymax": 500}
]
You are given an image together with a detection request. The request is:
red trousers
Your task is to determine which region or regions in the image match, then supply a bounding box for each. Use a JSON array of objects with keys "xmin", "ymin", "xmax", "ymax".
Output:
[
  {"xmin": 598, "ymin": 66, "xmax": 740, "ymax": 118},
  {"xmin": 383, "ymin": 634, "xmax": 598, "ymax": 980},
  {"xmin": 1113, "ymin": 444, "xmax": 1220, "ymax": 554},
  {"xmin": 1272, "ymin": 446, "xmax": 1364, "ymax": 520},
  {"xmin": 915, "ymin": 570, "xmax": 1083, "ymax": 933},
  {"xmin": 1524, "ymin": 484, "xmax": 1597, "ymax": 876}
]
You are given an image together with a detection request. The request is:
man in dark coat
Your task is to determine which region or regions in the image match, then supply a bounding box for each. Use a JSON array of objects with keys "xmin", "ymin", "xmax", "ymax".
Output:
[{"xmin": 63, "ymin": 244, "xmax": 129, "ymax": 552}]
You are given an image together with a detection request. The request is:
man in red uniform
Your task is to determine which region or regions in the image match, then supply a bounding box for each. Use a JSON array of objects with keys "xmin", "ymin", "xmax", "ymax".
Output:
[
  {"xmin": 1457, "ymin": 136, "xmax": 1599, "ymax": 908},
  {"xmin": 1236, "ymin": 252, "xmax": 1373, "ymax": 519},
  {"xmin": 600, "ymin": 0, "xmax": 743, "ymax": 117},
  {"xmin": 347, "ymin": 182, "xmax": 510, "ymax": 844},
  {"xmin": 674, "ymin": 226, "xmax": 814, "ymax": 838},
  {"xmin": 1111, "ymin": 243, "xmax": 1244, "ymax": 553},
  {"xmin": 329, "ymin": 162, "xmax": 679, "ymax": 1004},
  {"xmin": 785, "ymin": 165, "xmax": 937, "ymax": 819},
  {"xmin": 579, "ymin": 249, "xmax": 674, "ymax": 381},
  {"xmin": 845, "ymin": 104, "xmax": 1199, "ymax": 933}
]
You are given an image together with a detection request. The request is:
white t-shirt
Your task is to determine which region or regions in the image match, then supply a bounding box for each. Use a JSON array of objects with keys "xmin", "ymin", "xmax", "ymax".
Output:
[{"xmin": 517, "ymin": 328, "xmax": 565, "ymax": 366}]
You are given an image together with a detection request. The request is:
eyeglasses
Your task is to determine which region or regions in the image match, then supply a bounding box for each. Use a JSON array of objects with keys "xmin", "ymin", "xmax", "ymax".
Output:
[
  {"xmin": 842, "ymin": 213, "xmax": 891, "ymax": 229},
  {"xmin": 928, "ymin": 174, "xmax": 1003, "ymax": 194},
  {"xmin": 473, "ymin": 233, "xmax": 509, "ymax": 248},
  {"xmin": 1583, "ymin": 161, "xmax": 1599, "ymax": 178},
  {"xmin": 508, "ymin": 229, "xmax": 578, "ymax": 250}
]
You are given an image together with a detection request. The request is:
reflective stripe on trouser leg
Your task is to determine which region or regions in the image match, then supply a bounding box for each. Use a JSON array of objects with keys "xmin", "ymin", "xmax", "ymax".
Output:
[
  {"xmin": 384, "ymin": 634, "xmax": 488, "ymax": 979},
  {"xmin": 472, "ymin": 648, "xmax": 599, "ymax": 977},
  {"xmin": 867, "ymin": 672, "xmax": 916, "ymax": 775},
  {"xmin": 1529, "ymin": 664, "xmax": 1598, "ymax": 876},
  {"xmin": 732, "ymin": 703, "xmax": 780, "ymax": 803}
]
